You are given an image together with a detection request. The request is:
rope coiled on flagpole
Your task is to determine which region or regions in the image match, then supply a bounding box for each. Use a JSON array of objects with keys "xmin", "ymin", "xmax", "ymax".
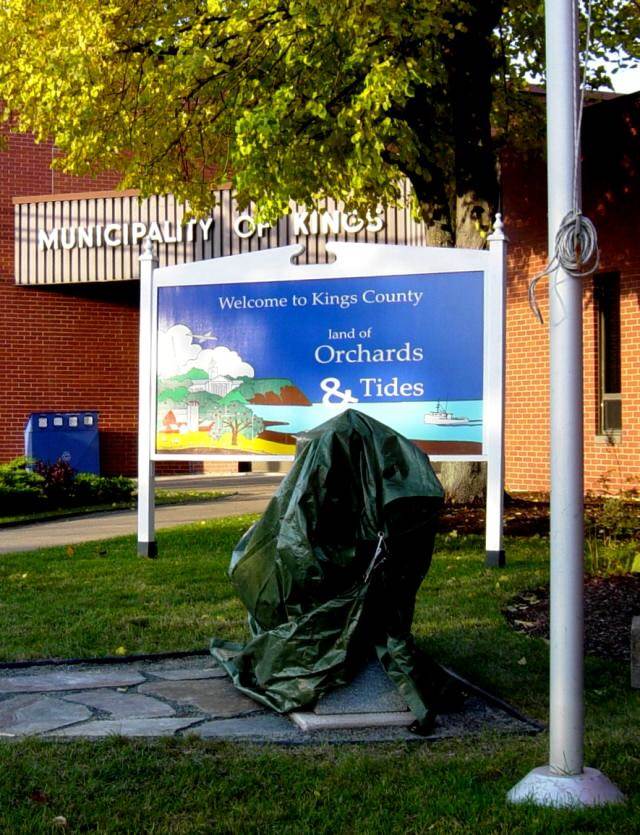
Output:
[
  {"xmin": 528, "ymin": 209, "xmax": 600, "ymax": 324},
  {"xmin": 527, "ymin": 0, "xmax": 600, "ymax": 324}
]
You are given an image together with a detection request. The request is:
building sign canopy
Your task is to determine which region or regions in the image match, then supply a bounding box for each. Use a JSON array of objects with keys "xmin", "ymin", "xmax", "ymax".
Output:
[
  {"xmin": 14, "ymin": 184, "xmax": 423, "ymax": 285},
  {"xmin": 36, "ymin": 209, "xmax": 386, "ymax": 253}
]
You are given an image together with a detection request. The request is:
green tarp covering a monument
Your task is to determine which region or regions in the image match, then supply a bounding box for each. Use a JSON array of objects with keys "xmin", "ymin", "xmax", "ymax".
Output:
[{"xmin": 211, "ymin": 409, "xmax": 448, "ymax": 733}]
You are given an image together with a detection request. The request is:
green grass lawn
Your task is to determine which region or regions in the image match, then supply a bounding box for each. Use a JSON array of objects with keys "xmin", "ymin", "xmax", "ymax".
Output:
[{"xmin": 0, "ymin": 520, "xmax": 638, "ymax": 833}]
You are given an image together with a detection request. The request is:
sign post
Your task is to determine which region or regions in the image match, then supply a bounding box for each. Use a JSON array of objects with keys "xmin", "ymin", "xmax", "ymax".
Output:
[
  {"xmin": 507, "ymin": 0, "xmax": 624, "ymax": 806},
  {"xmin": 484, "ymin": 216, "xmax": 507, "ymax": 567},
  {"xmin": 137, "ymin": 238, "xmax": 158, "ymax": 557}
]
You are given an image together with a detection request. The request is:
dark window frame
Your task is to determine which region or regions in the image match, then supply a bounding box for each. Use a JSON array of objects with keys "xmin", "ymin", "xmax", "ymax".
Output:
[{"xmin": 594, "ymin": 272, "xmax": 622, "ymax": 435}]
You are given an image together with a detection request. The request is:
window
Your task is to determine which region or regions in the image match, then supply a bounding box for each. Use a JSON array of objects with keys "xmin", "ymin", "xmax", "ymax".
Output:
[{"xmin": 594, "ymin": 273, "xmax": 622, "ymax": 434}]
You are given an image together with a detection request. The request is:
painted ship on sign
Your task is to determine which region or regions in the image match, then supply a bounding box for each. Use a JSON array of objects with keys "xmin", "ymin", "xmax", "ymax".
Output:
[{"xmin": 424, "ymin": 402, "xmax": 470, "ymax": 426}]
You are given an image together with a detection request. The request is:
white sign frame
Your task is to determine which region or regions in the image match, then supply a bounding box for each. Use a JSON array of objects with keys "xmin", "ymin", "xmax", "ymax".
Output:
[{"xmin": 137, "ymin": 221, "xmax": 507, "ymax": 564}]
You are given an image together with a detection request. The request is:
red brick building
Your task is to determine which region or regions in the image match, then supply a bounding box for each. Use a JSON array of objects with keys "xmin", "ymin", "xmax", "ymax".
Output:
[
  {"xmin": 1, "ymin": 92, "xmax": 638, "ymax": 493},
  {"xmin": 503, "ymin": 92, "xmax": 639, "ymax": 493},
  {"xmin": 1, "ymin": 135, "xmax": 140, "ymax": 473}
]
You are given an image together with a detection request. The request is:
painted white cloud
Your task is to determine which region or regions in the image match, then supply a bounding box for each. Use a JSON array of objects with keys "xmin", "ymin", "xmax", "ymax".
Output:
[
  {"xmin": 157, "ymin": 325, "xmax": 201, "ymax": 378},
  {"xmin": 196, "ymin": 346, "xmax": 254, "ymax": 379},
  {"xmin": 157, "ymin": 324, "xmax": 254, "ymax": 379}
]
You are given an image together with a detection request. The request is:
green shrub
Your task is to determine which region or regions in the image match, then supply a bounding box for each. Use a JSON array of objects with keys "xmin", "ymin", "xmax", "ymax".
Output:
[
  {"xmin": 34, "ymin": 458, "xmax": 76, "ymax": 508},
  {"xmin": 0, "ymin": 457, "xmax": 46, "ymax": 513},
  {"xmin": 0, "ymin": 457, "xmax": 135, "ymax": 515},
  {"xmin": 73, "ymin": 473, "xmax": 135, "ymax": 506},
  {"xmin": 594, "ymin": 495, "xmax": 640, "ymax": 541},
  {"xmin": 585, "ymin": 539, "xmax": 639, "ymax": 576},
  {"xmin": 0, "ymin": 484, "xmax": 46, "ymax": 514},
  {"xmin": 34, "ymin": 460, "xmax": 135, "ymax": 508},
  {"xmin": 585, "ymin": 493, "xmax": 640, "ymax": 575}
]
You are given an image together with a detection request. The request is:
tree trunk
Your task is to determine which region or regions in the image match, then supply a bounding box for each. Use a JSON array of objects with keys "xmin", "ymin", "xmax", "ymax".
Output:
[
  {"xmin": 439, "ymin": 461, "xmax": 486, "ymax": 505},
  {"xmin": 386, "ymin": 4, "xmax": 501, "ymax": 498},
  {"xmin": 426, "ymin": 3, "xmax": 500, "ymax": 499},
  {"xmin": 396, "ymin": 1, "xmax": 502, "ymax": 250}
]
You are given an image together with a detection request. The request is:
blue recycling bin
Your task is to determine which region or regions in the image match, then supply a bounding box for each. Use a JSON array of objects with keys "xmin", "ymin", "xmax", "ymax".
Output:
[{"xmin": 24, "ymin": 411, "xmax": 100, "ymax": 474}]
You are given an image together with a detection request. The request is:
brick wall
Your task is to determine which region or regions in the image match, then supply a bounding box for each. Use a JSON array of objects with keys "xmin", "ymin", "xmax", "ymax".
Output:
[
  {"xmin": 0, "ymin": 132, "xmax": 144, "ymax": 475},
  {"xmin": 0, "ymin": 131, "xmax": 238, "ymax": 476},
  {"xmin": 582, "ymin": 92, "xmax": 640, "ymax": 494},
  {"xmin": 502, "ymin": 92, "xmax": 640, "ymax": 493}
]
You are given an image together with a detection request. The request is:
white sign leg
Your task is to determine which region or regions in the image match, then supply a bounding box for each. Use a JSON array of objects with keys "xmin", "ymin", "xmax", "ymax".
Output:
[
  {"xmin": 484, "ymin": 216, "xmax": 507, "ymax": 567},
  {"xmin": 137, "ymin": 239, "xmax": 158, "ymax": 557}
]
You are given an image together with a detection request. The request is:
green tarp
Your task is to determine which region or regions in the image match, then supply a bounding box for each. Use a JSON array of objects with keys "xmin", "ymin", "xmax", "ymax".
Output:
[{"xmin": 211, "ymin": 409, "xmax": 448, "ymax": 733}]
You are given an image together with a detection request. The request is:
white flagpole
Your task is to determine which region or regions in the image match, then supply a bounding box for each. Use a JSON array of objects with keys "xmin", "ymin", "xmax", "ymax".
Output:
[{"xmin": 508, "ymin": 0, "xmax": 623, "ymax": 806}]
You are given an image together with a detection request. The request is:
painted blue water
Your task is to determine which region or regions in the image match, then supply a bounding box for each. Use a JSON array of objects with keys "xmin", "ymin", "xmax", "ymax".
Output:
[{"xmin": 251, "ymin": 401, "xmax": 483, "ymax": 443}]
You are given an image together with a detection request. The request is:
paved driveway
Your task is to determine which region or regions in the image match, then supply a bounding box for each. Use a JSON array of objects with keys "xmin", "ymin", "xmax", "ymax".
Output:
[{"xmin": 0, "ymin": 474, "xmax": 282, "ymax": 554}]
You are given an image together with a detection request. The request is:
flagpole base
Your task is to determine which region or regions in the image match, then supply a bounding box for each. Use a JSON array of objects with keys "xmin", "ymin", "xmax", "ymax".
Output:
[{"xmin": 507, "ymin": 766, "xmax": 625, "ymax": 808}]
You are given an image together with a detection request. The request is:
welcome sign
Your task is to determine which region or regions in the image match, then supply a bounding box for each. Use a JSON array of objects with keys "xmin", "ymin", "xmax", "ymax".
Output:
[
  {"xmin": 138, "ymin": 235, "xmax": 507, "ymax": 560},
  {"xmin": 150, "ymin": 244, "xmax": 490, "ymax": 460}
]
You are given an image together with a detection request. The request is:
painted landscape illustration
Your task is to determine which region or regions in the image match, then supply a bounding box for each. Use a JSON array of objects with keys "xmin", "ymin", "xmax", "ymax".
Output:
[{"xmin": 156, "ymin": 325, "xmax": 309, "ymax": 456}]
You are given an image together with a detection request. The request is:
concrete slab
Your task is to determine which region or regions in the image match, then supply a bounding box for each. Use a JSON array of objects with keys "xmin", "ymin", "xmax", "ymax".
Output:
[
  {"xmin": 0, "ymin": 652, "xmax": 541, "ymax": 743},
  {"xmin": 193, "ymin": 714, "xmax": 305, "ymax": 742},
  {"xmin": 313, "ymin": 661, "xmax": 408, "ymax": 714},
  {"xmin": 193, "ymin": 714, "xmax": 423, "ymax": 744},
  {"xmin": 0, "ymin": 670, "xmax": 145, "ymax": 694},
  {"xmin": 427, "ymin": 697, "xmax": 537, "ymax": 738},
  {"xmin": 0, "ymin": 695, "xmax": 91, "ymax": 736},
  {"xmin": 49, "ymin": 717, "xmax": 200, "ymax": 738},
  {"xmin": 138, "ymin": 677, "xmax": 261, "ymax": 716},
  {"xmin": 61, "ymin": 690, "xmax": 176, "ymax": 719},
  {"xmin": 147, "ymin": 667, "xmax": 225, "ymax": 681},
  {"xmin": 290, "ymin": 710, "xmax": 414, "ymax": 731}
]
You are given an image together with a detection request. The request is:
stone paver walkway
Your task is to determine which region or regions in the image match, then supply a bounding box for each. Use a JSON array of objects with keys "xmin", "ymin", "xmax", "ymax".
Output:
[{"xmin": 0, "ymin": 655, "xmax": 541, "ymax": 744}]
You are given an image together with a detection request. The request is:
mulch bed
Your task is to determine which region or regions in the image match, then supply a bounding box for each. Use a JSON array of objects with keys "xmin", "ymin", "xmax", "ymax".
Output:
[
  {"xmin": 438, "ymin": 494, "xmax": 640, "ymax": 539},
  {"xmin": 438, "ymin": 496, "xmax": 640, "ymax": 662},
  {"xmin": 438, "ymin": 496, "xmax": 550, "ymax": 537},
  {"xmin": 503, "ymin": 574, "xmax": 640, "ymax": 662}
]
